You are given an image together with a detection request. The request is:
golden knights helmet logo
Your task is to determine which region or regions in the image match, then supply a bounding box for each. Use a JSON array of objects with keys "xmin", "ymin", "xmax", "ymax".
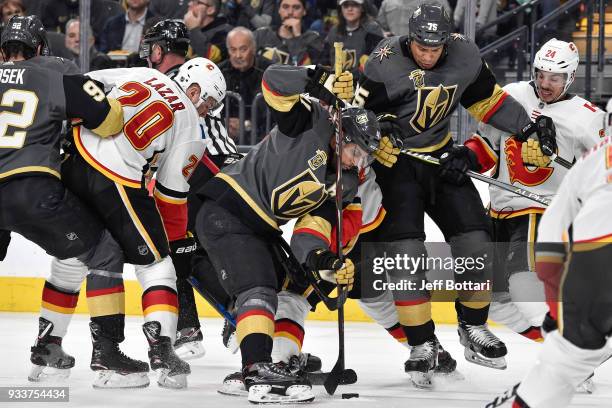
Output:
[
  {"xmin": 410, "ymin": 84, "xmax": 457, "ymax": 133},
  {"xmin": 271, "ymin": 169, "xmax": 327, "ymax": 220},
  {"xmin": 342, "ymin": 49, "xmax": 357, "ymax": 70}
]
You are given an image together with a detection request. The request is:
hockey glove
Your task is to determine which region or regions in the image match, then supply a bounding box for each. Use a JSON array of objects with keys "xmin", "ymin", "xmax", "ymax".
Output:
[
  {"xmin": 0, "ymin": 230, "xmax": 10, "ymax": 262},
  {"xmin": 534, "ymin": 115, "xmax": 557, "ymax": 157},
  {"xmin": 305, "ymin": 249, "xmax": 355, "ymax": 291},
  {"xmin": 169, "ymin": 232, "xmax": 198, "ymax": 280},
  {"xmin": 305, "ymin": 66, "xmax": 344, "ymax": 108},
  {"xmin": 438, "ymin": 145, "xmax": 481, "ymax": 185},
  {"xmin": 328, "ymin": 71, "xmax": 354, "ymax": 101},
  {"xmin": 374, "ymin": 113, "xmax": 402, "ymax": 168},
  {"xmin": 521, "ymin": 138, "xmax": 551, "ymax": 167}
]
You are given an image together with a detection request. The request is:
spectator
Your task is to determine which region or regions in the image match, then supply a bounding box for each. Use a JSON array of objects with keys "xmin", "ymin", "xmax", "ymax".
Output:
[
  {"xmin": 41, "ymin": 0, "xmax": 123, "ymax": 42},
  {"xmin": 65, "ymin": 18, "xmax": 113, "ymax": 71},
  {"xmin": 149, "ymin": 0, "xmax": 190, "ymax": 19},
  {"xmin": 254, "ymin": 0, "xmax": 323, "ymax": 65},
  {"xmin": 98, "ymin": 0, "xmax": 154, "ymax": 53},
  {"xmin": 184, "ymin": 0, "xmax": 233, "ymax": 63},
  {"xmin": 0, "ymin": 0, "xmax": 24, "ymax": 25},
  {"xmin": 219, "ymin": 26, "xmax": 271, "ymax": 143},
  {"xmin": 454, "ymin": 0, "xmax": 497, "ymax": 45},
  {"xmin": 21, "ymin": 0, "xmax": 40, "ymax": 18},
  {"xmin": 323, "ymin": 0, "xmax": 383, "ymax": 76},
  {"xmin": 223, "ymin": 0, "xmax": 274, "ymax": 30},
  {"xmin": 377, "ymin": 0, "xmax": 451, "ymax": 37}
]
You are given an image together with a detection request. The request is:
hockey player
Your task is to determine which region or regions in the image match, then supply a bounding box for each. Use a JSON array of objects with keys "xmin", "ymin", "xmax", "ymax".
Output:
[
  {"xmin": 0, "ymin": 15, "xmax": 125, "ymax": 382},
  {"xmin": 478, "ymin": 39, "xmax": 606, "ymax": 343},
  {"xmin": 194, "ymin": 63, "xmax": 381, "ymax": 403},
  {"xmin": 60, "ymin": 60, "xmax": 215, "ymax": 389},
  {"xmin": 511, "ymin": 133, "xmax": 612, "ymax": 408},
  {"xmin": 141, "ymin": 19, "xmax": 239, "ymax": 360},
  {"xmin": 352, "ymin": 2, "xmax": 556, "ymax": 385}
]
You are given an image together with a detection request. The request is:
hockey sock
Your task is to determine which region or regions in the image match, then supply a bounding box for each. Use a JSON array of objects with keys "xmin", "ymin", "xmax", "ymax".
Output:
[
  {"xmin": 456, "ymin": 294, "xmax": 491, "ymax": 326},
  {"xmin": 395, "ymin": 298, "xmax": 434, "ymax": 346},
  {"xmin": 135, "ymin": 257, "xmax": 179, "ymax": 339},
  {"xmin": 176, "ymin": 277, "xmax": 200, "ymax": 331},
  {"xmin": 40, "ymin": 281, "xmax": 79, "ymax": 338},
  {"xmin": 359, "ymin": 293, "xmax": 408, "ymax": 348},
  {"xmin": 517, "ymin": 331, "xmax": 609, "ymax": 407},
  {"xmin": 236, "ymin": 287, "xmax": 277, "ymax": 367},
  {"xmin": 86, "ymin": 271, "xmax": 126, "ymax": 342},
  {"xmin": 272, "ymin": 291, "xmax": 309, "ymax": 363}
]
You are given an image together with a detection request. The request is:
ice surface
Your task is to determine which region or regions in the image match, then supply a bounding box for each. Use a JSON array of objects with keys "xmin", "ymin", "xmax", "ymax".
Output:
[{"xmin": 1, "ymin": 313, "xmax": 611, "ymax": 408}]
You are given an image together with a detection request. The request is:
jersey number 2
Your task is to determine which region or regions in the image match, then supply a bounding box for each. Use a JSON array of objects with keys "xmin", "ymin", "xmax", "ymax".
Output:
[
  {"xmin": 117, "ymin": 82, "xmax": 174, "ymax": 150},
  {"xmin": 0, "ymin": 89, "xmax": 39, "ymax": 149}
]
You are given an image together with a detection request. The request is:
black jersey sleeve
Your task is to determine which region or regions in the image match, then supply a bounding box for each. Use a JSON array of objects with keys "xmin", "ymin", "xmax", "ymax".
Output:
[
  {"xmin": 261, "ymin": 64, "xmax": 315, "ymax": 137},
  {"xmin": 63, "ymin": 74, "xmax": 124, "ymax": 137},
  {"xmin": 460, "ymin": 58, "xmax": 531, "ymax": 134}
]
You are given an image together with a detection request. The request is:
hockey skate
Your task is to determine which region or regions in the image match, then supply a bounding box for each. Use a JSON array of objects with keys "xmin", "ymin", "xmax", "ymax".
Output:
[
  {"xmin": 404, "ymin": 338, "xmax": 437, "ymax": 389},
  {"xmin": 222, "ymin": 318, "xmax": 239, "ymax": 354},
  {"xmin": 174, "ymin": 327, "xmax": 206, "ymax": 360},
  {"xmin": 457, "ymin": 319, "xmax": 507, "ymax": 370},
  {"xmin": 28, "ymin": 318, "xmax": 74, "ymax": 382},
  {"xmin": 143, "ymin": 321, "xmax": 191, "ymax": 389},
  {"xmin": 434, "ymin": 337, "xmax": 465, "ymax": 381},
  {"xmin": 244, "ymin": 362, "xmax": 314, "ymax": 404},
  {"xmin": 218, "ymin": 370, "xmax": 248, "ymax": 397},
  {"xmin": 89, "ymin": 322, "xmax": 150, "ymax": 389}
]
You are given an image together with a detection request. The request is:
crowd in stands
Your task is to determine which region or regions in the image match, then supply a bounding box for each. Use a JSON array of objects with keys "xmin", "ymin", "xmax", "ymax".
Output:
[{"xmin": 6, "ymin": 0, "xmax": 578, "ymax": 143}]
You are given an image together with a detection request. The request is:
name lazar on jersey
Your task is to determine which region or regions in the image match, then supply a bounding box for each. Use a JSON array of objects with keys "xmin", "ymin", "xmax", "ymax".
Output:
[
  {"xmin": 142, "ymin": 77, "xmax": 185, "ymax": 111},
  {"xmin": 0, "ymin": 68, "xmax": 24, "ymax": 85}
]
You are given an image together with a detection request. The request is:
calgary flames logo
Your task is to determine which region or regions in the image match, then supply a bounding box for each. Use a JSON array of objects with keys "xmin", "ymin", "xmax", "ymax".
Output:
[
  {"xmin": 504, "ymin": 138, "xmax": 554, "ymax": 186},
  {"xmin": 410, "ymin": 84, "xmax": 457, "ymax": 133},
  {"xmin": 271, "ymin": 169, "xmax": 327, "ymax": 220}
]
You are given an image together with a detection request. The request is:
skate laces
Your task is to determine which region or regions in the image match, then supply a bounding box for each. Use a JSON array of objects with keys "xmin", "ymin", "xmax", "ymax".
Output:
[
  {"xmin": 411, "ymin": 340, "xmax": 436, "ymax": 360},
  {"xmin": 465, "ymin": 324, "xmax": 499, "ymax": 347}
]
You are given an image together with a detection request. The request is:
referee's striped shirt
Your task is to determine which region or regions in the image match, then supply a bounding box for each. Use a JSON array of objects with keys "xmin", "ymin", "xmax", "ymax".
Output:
[{"xmin": 200, "ymin": 114, "xmax": 238, "ymax": 156}]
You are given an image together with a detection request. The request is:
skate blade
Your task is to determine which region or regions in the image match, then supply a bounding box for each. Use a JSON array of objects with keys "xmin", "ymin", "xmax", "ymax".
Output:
[
  {"xmin": 248, "ymin": 384, "xmax": 314, "ymax": 404},
  {"xmin": 576, "ymin": 378, "xmax": 595, "ymax": 394},
  {"xmin": 28, "ymin": 365, "xmax": 70, "ymax": 382},
  {"xmin": 408, "ymin": 371, "xmax": 434, "ymax": 389},
  {"xmin": 175, "ymin": 341, "xmax": 206, "ymax": 361},
  {"xmin": 224, "ymin": 333, "xmax": 239, "ymax": 355},
  {"xmin": 217, "ymin": 380, "xmax": 248, "ymax": 397},
  {"xmin": 92, "ymin": 370, "xmax": 150, "ymax": 389},
  {"xmin": 155, "ymin": 368, "xmax": 188, "ymax": 389},
  {"xmin": 464, "ymin": 348, "xmax": 507, "ymax": 370}
]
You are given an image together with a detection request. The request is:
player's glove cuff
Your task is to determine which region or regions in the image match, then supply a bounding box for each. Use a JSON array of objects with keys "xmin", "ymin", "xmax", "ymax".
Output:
[
  {"xmin": 306, "ymin": 66, "xmax": 344, "ymax": 107},
  {"xmin": 438, "ymin": 145, "xmax": 481, "ymax": 185}
]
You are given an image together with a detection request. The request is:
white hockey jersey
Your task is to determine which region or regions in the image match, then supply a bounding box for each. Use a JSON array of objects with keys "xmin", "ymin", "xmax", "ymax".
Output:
[
  {"xmin": 74, "ymin": 67, "xmax": 207, "ymax": 193},
  {"xmin": 478, "ymin": 81, "xmax": 605, "ymax": 217},
  {"xmin": 73, "ymin": 67, "xmax": 208, "ymax": 241},
  {"xmin": 538, "ymin": 136, "xmax": 612, "ymax": 244}
]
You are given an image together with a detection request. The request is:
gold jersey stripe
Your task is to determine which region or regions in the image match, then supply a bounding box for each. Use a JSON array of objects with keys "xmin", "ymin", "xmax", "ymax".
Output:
[
  {"xmin": 466, "ymin": 84, "xmax": 506, "ymax": 122},
  {"xmin": 115, "ymin": 183, "xmax": 162, "ymax": 261},
  {"xmin": 0, "ymin": 166, "xmax": 60, "ymax": 180},
  {"xmin": 294, "ymin": 214, "xmax": 332, "ymax": 242},
  {"xmin": 216, "ymin": 173, "xmax": 279, "ymax": 230},
  {"xmin": 92, "ymin": 97, "xmax": 124, "ymax": 138},
  {"xmin": 409, "ymin": 132, "xmax": 452, "ymax": 153},
  {"xmin": 262, "ymin": 80, "xmax": 300, "ymax": 112}
]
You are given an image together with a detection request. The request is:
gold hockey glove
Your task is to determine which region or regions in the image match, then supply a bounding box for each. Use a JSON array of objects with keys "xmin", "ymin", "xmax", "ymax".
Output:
[
  {"xmin": 521, "ymin": 138, "xmax": 551, "ymax": 167},
  {"xmin": 374, "ymin": 136, "xmax": 400, "ymax": 168},
  {"xmin": 327, "ymin": 71, "xmax": 354, "ymax": 101},
  {"xmin": 305, "ymin": 249, "xmax": 355, "ymax": 291}
]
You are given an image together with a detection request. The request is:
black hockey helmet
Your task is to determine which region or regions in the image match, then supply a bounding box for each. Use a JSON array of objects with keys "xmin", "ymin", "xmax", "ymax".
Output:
[
  {"xmin": 1, "ymin": 15, "xmax": 49, "ymax": 57},
  {"xmin": 140, "ymin": 19, "xmax": 190, "ymax": 59},
  {"xmin": 408, "ymin": 2, "xmax": 452, "ymax": 47},
  {"xmin": 341, "ymin": 107, "xmax": 381, "ymax": 154}
]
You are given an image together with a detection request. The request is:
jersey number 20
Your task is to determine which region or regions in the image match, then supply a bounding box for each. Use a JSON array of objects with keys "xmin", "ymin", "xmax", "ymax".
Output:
[
  {"xmin": 117, "ymin": 82, "xmax": 174, "ymax": 150},
  {"xmin": 0, "ymin": 89, "xmax": 39, "ymax": 149}
]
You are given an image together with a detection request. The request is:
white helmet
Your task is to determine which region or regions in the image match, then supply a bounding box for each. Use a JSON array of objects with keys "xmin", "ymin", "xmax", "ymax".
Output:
[
  {"xmin": 532, "ymin": 38, "xmax": 579, "ymax": 99},
  {"xmin": 175, "ymin": 57, "xmax": 226, "ymax": 116}
]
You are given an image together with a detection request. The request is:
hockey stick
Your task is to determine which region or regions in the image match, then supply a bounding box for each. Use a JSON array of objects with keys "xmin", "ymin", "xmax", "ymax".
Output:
[
  {"xmin": 324, "ymin": 42, "xmax": 357, "ymax": 396},
  {"xmin": 549, "ymin": 152, "xmax": 573, "ymax": 169},
  {"xmin": 401, "ymin": 149, "xmax": 552, "ymax": 207}
]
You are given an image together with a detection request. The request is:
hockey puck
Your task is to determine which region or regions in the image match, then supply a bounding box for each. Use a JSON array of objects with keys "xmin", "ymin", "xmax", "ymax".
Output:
[{"xmin": 341, "ymin": 393, "xmax": 359, "ymax": 399}]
